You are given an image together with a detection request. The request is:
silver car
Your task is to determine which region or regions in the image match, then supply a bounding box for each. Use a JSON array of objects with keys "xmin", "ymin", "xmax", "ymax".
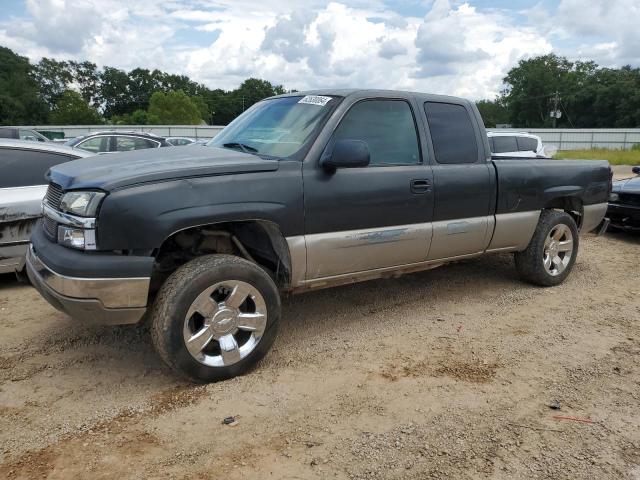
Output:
[{"xmin": 0, "ymin": 140, "xmax": 93, "ymax": 277}]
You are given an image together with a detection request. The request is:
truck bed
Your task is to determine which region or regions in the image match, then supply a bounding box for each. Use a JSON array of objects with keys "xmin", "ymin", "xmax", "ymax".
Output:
[{"xmin": 491, "ymin": 158, "xmax": 611, "ymax": 215}]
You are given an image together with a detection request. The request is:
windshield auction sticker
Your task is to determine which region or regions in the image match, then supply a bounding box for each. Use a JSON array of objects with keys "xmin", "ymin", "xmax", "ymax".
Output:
[{"xmin": 298, "ymin": 95, "xmax": 332, "ymax": 106}]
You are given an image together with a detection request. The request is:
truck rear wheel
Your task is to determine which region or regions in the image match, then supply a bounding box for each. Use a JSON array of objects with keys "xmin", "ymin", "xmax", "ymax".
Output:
[
  {"xmin": 150, "ymin": 254, "xmax": 280, "ymax": 383},
  {"xmin": 514, "ymin": 210, "xmax": 579, "ymax": 287}
]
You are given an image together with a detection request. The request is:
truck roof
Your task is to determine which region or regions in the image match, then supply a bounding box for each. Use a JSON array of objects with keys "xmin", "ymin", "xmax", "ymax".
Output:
[{"xmin": 272, "ymin": 89, "xmax": 471, "ymax": 105}]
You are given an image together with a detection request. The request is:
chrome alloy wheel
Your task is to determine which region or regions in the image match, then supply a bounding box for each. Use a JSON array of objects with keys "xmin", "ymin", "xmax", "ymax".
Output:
[
  {"xmin": 543, "ymin": 224, "xmax": 574, "ymax": 276},
  {"xmin": 183, "ymin": 280, "xmax": 267, "ymax": 367}
]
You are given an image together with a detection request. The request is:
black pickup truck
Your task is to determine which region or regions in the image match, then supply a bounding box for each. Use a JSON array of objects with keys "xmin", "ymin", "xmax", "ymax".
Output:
[{"xmin": 27, "ymin": 90, "xmax": 611, "ymax": 383}]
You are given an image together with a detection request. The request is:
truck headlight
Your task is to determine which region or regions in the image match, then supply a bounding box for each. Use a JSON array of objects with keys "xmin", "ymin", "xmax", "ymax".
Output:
[
  {"xmin": 60, "ymin": 191, "xmax": 105, "ymax": 217},
  {"xmin": 57, "ymin": 226, "xmax": 97, "ymax": 250}
]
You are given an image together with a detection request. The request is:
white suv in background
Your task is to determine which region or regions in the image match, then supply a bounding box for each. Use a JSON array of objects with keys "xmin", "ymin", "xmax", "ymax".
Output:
[{"xmin": 488, "ymin": 131, "xmax": 554, "ymax": 158}]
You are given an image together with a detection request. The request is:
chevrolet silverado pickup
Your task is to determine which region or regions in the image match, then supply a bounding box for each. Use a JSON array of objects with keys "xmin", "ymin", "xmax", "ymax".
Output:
[{"xmin": 27, "ymin": 90, "xmax": 611, "ymax": 383}]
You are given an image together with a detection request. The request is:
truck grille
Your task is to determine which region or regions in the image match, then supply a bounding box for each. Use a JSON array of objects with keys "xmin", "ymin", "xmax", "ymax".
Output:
[
  {"xmin": 43, "ymin": 215, "xmax": 58, "ymax": 240},
  {"xmin": 45, "ymin": 183, "xmax": 63, "ymax": 209}
]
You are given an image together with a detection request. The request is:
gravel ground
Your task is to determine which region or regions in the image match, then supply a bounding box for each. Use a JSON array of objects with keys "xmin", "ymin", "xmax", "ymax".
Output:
[{"xmin": 0, "ymin": 231, "xmax": 639, "ymax": 479}]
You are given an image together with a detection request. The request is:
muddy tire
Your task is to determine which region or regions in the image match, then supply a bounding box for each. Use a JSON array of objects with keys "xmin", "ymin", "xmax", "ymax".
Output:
[
  {"xmin": 150, "ymin": 254, "xmax": 280, "ymax": 383},
  {"xmin": 515, "ymin": 210, "xmax": 579, "ymax": 287}
]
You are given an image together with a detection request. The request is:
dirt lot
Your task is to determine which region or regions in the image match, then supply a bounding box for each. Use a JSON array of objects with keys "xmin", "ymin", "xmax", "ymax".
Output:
[{"xmin": 0, "ymin": 231, "xmax": 639, "ymax": 480}]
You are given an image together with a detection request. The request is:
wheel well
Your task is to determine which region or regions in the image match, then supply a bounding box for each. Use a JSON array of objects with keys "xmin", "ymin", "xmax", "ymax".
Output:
[
  {"xmin": 150, "ymin": 221, "xmax": 292, "ymax": 293},
  {"xmin": 543, "ymin": 197, "xmax": 583, "ymax": 229}
]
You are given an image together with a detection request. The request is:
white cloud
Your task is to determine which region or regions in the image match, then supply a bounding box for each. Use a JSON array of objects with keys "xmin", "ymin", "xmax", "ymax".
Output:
[
  {"xmin": 519, "ymin": 0, "xmax": 640, "ymax": 67},
  {"xmin": 0, "ymin": 0, "xmax": 637, "ymax": 100},
  {"xmin": 378, "ymin": 38, "xmax": 408, "ymax": 59}
]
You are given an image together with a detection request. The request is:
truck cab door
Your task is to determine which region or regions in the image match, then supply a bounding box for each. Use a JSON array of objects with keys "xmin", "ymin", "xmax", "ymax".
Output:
[
  {"xmin": 302, "ymin": 98, "xmax": 434, "ymax": 280},
  {"xmin": 422, "ymin": 101, "xmax": 495, "ymax": 260}
]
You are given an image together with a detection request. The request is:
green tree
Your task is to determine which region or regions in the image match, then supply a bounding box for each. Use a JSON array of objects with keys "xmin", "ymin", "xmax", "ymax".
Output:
[
  {"xmin": 476, "ymin": 99, "xmax": 509, "ymax": 127},
  {"xmin": 50, "ymin": 90, "xmax": 103, "ymax": 125},
  {"xmin": 131, "ymin": 109, "xmax": 148, "ymax": 125},
  {"xmin": 33, "ymin": 58, "xmax": 74, "ymax": 110},
  {"xmin": 206, "ymin": 78, "xmax": 286, "ymax": 125},
  {"xmin": 501, "ymin": 54, "xmax": 640, "ymax": 128},
  {"xmin": 147, "ymin": 90, "xmax": 202, "ymax": 124},
  {"xmin": 100, "ymin": 66, "xmax": 132, "ymax": 118},
  {"xmin": 69, "ymin": 60, "xmax": 101, "ymax": 108},
  {"xmin": 191, "ymin": 96, "xmax": 211, "ymax": 124},
  {"xmin": 0, "ymin": 46, "xmax": 48, "ymax": 125}
]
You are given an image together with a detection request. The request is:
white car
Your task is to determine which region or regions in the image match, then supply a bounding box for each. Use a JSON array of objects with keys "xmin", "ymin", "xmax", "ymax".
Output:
[
  {"xmin": 488, "ymin": 131, "xmax": 554, "ymax": 158},
  {"xmin": 0, "ymin": 140, "xmax": 93, "ymax": 277}
]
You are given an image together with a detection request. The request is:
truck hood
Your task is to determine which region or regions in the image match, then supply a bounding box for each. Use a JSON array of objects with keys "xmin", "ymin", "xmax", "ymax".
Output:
[
  {"xmin": 47, "ymin": 145, "xmax": 280, "ymax": 191},
  {"xmin": 612, "ymin": 176, "xmax": 640, "ymax": 194}
]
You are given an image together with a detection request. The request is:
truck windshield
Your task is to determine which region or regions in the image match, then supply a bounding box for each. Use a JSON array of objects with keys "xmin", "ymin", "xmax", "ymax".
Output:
[{"xmin": 208, "ymin": 95, "xmax": 337, "ymax": 159}]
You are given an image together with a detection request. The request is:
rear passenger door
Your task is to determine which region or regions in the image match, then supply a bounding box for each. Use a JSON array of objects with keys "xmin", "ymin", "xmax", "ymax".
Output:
[
  {"xmin": 423, "ymin": 102, "xmax": 494, "ymax": 260},
  {"xmin": 303, "ymin": 98, "xmax": 434, "ymax": 279}
]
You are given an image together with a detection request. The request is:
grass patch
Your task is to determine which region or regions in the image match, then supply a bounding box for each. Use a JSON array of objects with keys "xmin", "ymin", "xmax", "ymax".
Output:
[{"xmin": 554, "ymin": 148, "xmax": 640, "ymax": 165}]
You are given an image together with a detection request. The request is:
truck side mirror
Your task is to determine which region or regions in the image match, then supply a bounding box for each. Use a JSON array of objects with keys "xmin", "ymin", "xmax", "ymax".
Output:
[
  {"xmin": 320, "ymin": 139, "xmax": 370, "ymax": 171},
  {"xmin": 633, "ymin": 166, "xmax": 640, "ymax": 175}
]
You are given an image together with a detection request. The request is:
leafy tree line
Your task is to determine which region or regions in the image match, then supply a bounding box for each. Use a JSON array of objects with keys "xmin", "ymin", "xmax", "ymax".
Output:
[
  {"xmin": 0, "ymin": 46, "xmax": 286, "ymax": 126},
  {"xmin": 477, "ymin": 54, "xmax": 640, "ymax": 128},
  {"xmin": 3, "ymin": 46, "xmax": 638, "ymax": 128}
]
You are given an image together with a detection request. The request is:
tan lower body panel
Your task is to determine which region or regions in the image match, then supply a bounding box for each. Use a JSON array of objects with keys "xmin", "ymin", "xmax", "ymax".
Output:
[{"xmin": 287, "ymin": 211, "xmax": 542, "ymax": 290}]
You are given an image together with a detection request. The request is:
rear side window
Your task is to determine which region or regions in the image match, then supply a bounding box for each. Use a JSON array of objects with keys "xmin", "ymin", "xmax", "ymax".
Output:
[
  {"xmin": 115, "ymin": 136, "xmax": 158, "ymax": 151},
  {"xmin": 333, "ymin": 99, "xmax": 421, "ymax": 166},
  {"xmin": 492, "ymin": 136, "xmax": 518, "ymax": 153},
  {"xmin": 517, "ymin": 136, "xmax": 538, "ymax": 152},
  {"xmin": 424, "ymin": 102, "xmax": 477, "ymax": 164},
  {"xmin": 0, "ymin": 148, "xmax": 77, "ymax": 188}
]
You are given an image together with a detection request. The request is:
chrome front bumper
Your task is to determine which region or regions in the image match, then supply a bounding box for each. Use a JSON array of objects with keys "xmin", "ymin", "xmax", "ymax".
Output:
[{"xmin": 26, "ymin": 245, "xmax": 150, "ymax": 325}]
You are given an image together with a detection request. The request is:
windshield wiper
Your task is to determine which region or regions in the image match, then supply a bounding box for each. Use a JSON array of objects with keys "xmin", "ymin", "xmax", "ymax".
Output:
[{"xmin": 222, "ymin": 142, "xmax": 258, "ymax": 154}]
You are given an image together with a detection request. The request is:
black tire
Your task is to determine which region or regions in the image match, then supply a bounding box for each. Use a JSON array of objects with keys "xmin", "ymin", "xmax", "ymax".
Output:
[
  {"xmin": 150, "ymin": 254, "xmax": 280, "ymax": 383},
  {"xmin": 514, "ymin": 210, "xmax": 579, "ymax": 287}
]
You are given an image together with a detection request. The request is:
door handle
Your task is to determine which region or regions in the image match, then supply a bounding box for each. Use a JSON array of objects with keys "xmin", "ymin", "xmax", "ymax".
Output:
[{"xmin": 410, "ymin": 179, "xmax": 431, "ymax": 193}]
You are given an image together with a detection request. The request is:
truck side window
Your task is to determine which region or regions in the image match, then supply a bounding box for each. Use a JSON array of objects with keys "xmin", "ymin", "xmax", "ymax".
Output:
[
  {"xmin": 333, "ymin": 100, "xmax": 420, "ymax": 166},
  {"xmin": 424, "ymin": 102, "xmax": 478, "ymax": 164},
  {"xmin": 492, "ymin": 136, "xmax": 518, "ymax": 153}
]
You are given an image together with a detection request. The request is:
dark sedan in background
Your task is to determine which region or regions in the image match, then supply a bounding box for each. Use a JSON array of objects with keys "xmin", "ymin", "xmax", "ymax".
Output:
[
  {"xmin": 607, "ymin": 166, "xmax": 640, "ymax": 231},
  {"xmin": 0, "ymin": 140, "xmax": 93, "ymax": 277}
]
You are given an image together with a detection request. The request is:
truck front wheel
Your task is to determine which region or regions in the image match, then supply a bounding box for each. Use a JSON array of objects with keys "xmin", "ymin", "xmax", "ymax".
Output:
[
  {"xmin": 150, "ymin": 254, "xmax": 280, "ymax": 383},
  {"xmin": 514, "ymin": 210, "xmax": 579, "ymax": 287}
]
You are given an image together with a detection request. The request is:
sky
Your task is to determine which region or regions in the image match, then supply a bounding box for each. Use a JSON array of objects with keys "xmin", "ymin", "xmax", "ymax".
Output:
[{"xmin": 0, "ymin": 0, "xmax": 638, "ymax": 100}]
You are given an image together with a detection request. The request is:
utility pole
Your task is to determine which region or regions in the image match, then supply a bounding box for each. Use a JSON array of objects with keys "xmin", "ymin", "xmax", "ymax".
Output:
[{"xmin": 552, "ymin": 91, "xmax": 560, "ymax": 128}]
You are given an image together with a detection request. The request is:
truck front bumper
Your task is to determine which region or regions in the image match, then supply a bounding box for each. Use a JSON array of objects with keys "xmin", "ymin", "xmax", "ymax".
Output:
[{"xmin": 26, "ymin": 225, "xmax": 153, "ymax": 325}]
